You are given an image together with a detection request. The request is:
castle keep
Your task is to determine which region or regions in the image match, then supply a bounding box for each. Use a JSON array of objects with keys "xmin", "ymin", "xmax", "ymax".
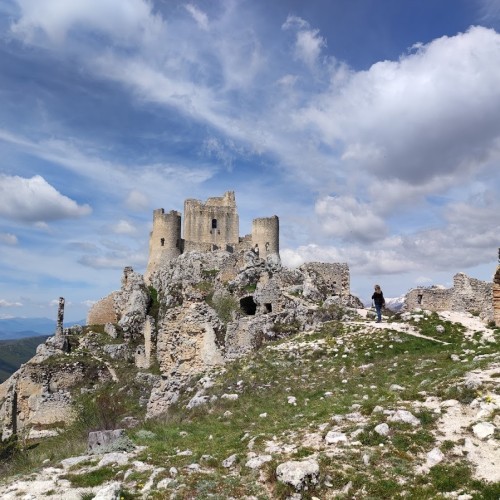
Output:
[{"xmin": 145, "ymin": 191, "xmax": 279, "ymax": 280}]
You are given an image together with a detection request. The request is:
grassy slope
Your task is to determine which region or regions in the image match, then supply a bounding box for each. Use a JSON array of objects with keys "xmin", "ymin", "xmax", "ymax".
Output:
[
  {"xmin": 0, "ymin": 336, "xmax": 48, "ymax": 383},
  {"xmin": 1, "ymin": 313, "xmax": 500, "ymax": 499}
]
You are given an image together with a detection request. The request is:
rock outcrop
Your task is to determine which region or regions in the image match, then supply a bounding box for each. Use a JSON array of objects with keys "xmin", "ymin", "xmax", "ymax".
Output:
[{"xmin": 1, "ymin": 249, "xmax": 363, "ymax": 433}]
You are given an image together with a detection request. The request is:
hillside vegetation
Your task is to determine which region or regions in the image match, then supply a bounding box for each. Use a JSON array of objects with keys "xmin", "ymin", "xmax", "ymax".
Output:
[
  {"xmin": 0, "ymin": 336, "xmax": 48, "ymax": 383},
  {"xmin": 1, "ymin": 309, "xmax": 499, "ymax": 499}
]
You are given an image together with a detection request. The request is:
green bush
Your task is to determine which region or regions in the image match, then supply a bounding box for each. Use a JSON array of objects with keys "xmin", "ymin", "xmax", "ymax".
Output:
[{"xmin": 210, "ymin": 295, "xmax": 239, "ymax": 325}]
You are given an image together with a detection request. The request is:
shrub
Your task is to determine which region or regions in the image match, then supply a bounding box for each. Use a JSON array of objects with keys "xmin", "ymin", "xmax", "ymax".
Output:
[{"xmin": 210, "ymin": 295, "xmax": 239, "ymax": 325}]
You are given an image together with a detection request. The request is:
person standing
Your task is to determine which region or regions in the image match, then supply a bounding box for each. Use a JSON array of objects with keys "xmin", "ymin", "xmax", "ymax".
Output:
[{"xmin": 371, "ymin": 285, "xmax": 385, "ymax": 323}]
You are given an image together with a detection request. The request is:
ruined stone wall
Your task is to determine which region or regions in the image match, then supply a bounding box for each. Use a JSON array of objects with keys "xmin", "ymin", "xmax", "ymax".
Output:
[
  {"xmin": 87, "ymin": 292, "xmax": 119, "ymax": 325},
  {"xmin": 492, "ymin": 266, "xmax": 500, "ymax": 326},
  {"xmin": 451, "ymin": 272, "xmax": 493, "ymax": 320},
  {"xmin": 145, "ymin": 209, "xmax": 182, "ymax": 281},
  {"xmin": 405, "ymin": 287, "xmax": 452, "ymax": 312},
  {"xmin": 183, "ymin": 191, "xmax": 239, "ymax": 252},
  {"xmin": 299, "ymin": 262, "xmax": 350, "ymax": 298},
  {"xmin": 405, "ymin": 272, "xmax": 493, "ymax": 322},
  {"xmin": 251, "ymin": 216, "xmax": 279, "ymax": 259}
]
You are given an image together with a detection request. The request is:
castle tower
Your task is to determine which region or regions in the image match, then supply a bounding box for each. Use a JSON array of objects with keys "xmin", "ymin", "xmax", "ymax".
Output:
[
  {"xmin": 145, "ymin": 209, "xmax": 182, "ymax": 281},
  {"xmin": 252, "ymin": 216, "xmax": 279, "ymax": 259},
  {"xmin": 183, "ymin": 191, "xmax": 239, "ymax": 252}
]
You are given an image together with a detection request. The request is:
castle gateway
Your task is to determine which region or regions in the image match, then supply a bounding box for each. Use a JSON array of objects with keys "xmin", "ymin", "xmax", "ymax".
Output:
[{"xmin": 145, "ymin": 191, "xmax": 279, "ymax": 280}]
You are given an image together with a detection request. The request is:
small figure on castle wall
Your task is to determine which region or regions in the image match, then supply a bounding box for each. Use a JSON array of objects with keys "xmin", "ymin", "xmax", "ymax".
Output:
[
  {"xmin": 253, "ymin": 243, "xmax": 259, "ymax": 256},
  {"xmin": 371, "ymin": 285, "xmax": 385, "ymax": 323}
]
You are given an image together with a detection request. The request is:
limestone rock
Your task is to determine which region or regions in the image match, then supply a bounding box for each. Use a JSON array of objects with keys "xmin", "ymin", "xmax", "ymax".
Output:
[
  {"xmin": 88, "ymin": 429, "xmax": 135, "ymax": 454},
  {"xmin": 388, "ymin": 409, "xmax": 420, "ymax": 426},
  {"xmin": 276, "ymin": 459, "xmax": 320, "ymax": 491},
  {"xmin": 472, "ymin": 422, "xmax": 495, "ymax": 440}
]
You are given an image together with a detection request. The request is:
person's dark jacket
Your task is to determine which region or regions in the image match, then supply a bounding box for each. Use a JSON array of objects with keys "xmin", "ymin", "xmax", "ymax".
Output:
[{"xmin": 372, "ymin": 291, "xmax": 385, "ymax": 307}]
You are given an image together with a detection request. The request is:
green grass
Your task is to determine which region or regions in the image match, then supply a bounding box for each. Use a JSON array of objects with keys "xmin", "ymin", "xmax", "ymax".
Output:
[
  {"xmin": 61, "ymin": 467, "xmax": 118, "ymax": 487},
  {"xmin": 0, "ymin": 336, "xmax": 49, "ymax": 382},
  {"xmin": 1, "ymin": 310, "xmax": 499, "ymax": 498}
]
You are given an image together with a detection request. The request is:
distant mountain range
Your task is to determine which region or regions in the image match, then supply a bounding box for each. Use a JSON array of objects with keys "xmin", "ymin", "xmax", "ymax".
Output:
[
  {"xmin": 384, "ymin": 296, "xmax": 406, "ymax": 312},
  {"xmin": 0, "ymin": 317, "xmax": 84, "ymax": 341},
  {"xmin": 362, "ymin": 296, "xmax": 406, "ymax": 312}
]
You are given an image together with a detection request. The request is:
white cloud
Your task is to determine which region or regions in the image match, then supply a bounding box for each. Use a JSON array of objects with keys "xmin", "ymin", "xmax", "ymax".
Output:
[
  {"xmin": 82, "ymin": 299, "xmax": 96, "ymax": 308},
  {"xmin": 282, "ymin": 15, "xmax": 326, "ymax": 67},
  {"xmin": 78, "ymin": 249, "xmax": 147, "ymax": 270},
  {"xmin": 185, "ymin": 3, "xmax": 209, "ymax": 30},
  {"xmin": 11, "ymin": 0, "xmax": 164, "ymax": 47},
  {"xmin": 415, "ymin": 276, "xmax": 433, "ymax": 285},
  {"xmin": 478, "ymin": 0, "xmax": 500, "ymax": 22},
  {"xmin": 111, "ymin": 219, "xmax": 137, "ymax": 235},
  {"xmin": 0, "ymin": 233, "xmax": 18, "ymax": 245},
  {"xmin": 125, "ymin": 190, "xmax": 149, "ymax": 211},
  {"xmin": 0, "ymin": 175, "xmax": 91, "ymax": 223},
  {"xmin": 295, "ymin": 29, "xmax": 326, "ymax": 67},
  {"xmin": 0, "ymin": 299, "xmax": 23, "ymax": 307},
  {"xmin": 298, "ymin": 26, "xmax": 500, "ymax": 188},
  {"xmin": 315, "ymin": 196, "xmax": 387, "ymax": 243}
]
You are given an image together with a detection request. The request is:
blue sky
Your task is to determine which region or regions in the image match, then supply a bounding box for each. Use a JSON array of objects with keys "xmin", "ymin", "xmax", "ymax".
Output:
[{"xmin": 1, "ymin": 0, "xmax": 500, "ymax": 321}]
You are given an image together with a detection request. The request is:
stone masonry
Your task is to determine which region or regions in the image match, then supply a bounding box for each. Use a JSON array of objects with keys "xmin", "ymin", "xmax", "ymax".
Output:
[
  {"xmin": 145, "ymin": 191, "xmax": 279, "ymax": 281},
  {"xmin": 405, "ymin": 272, "xmax": 493, "ymax": 323},
  {"xmin": 494, "ymin": 264, "xmax": 500, "ymax": 327}
]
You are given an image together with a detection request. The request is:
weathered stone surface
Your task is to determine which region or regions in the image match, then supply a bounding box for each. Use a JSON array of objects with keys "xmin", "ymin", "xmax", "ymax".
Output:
[
  {"xmin": 405, "ymin": 273, "xmax": 494, "ymax": 323},
  {"xmin": 156, "ymin": 302, "xmax": 225, "ymax": 377},
  {"xmin": 493, "ymin": 265, "xmax": 500, "ymax": 327},
  {"xmin": 276, "ymin": 459, "xmax": 320, "ymax": 490},
  {"xmin": 87, "ymin": 429, "xmax": 135, "ymax": 454}
]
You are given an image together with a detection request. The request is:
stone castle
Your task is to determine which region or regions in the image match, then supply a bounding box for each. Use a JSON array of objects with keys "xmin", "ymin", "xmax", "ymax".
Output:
[{"xmin": 145, "ymin": 191, "xmax": 279, "ymax": 280}]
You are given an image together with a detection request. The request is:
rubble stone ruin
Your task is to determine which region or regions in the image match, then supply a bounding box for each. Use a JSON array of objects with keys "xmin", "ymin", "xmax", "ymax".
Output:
[
  {"xmin": 145, "ymin": 191, "xmax": 279, "ymax": 280},
  {"xmin": 494, "ymin": 248, "xmax": 500, "ymax": 326}
]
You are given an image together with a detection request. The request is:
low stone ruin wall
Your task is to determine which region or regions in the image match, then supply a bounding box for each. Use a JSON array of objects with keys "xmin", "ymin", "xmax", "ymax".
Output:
[{"xmin": 404, "ymin": 272, "xmax": 493, "ymax": 323}]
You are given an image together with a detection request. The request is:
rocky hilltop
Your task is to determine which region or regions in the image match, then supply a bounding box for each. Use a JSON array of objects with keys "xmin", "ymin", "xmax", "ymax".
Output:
[
  {"xmin": 0, "ymin": 250, "xmax": 361, "ymax": 440},
  {"xmin": 0, "ymin": 250, "xmax": 499, "ymax": 499}
]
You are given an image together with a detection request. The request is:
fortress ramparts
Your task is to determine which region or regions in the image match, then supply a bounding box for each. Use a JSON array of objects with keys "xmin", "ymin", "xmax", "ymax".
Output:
[{"xmin": 145, "ymin": 191, "xmax": 279, "ymax": 280}]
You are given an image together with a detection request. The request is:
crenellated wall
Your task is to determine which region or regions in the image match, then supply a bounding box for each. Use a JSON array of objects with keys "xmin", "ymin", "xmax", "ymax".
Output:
[{"xmin": 183, "ymin": 191, "xmax": 239, "ymax": 253}]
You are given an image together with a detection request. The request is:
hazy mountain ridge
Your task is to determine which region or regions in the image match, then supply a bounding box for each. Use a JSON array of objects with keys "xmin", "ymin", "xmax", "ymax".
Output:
[{"xmin": 0, "ymin": 318, "xmax": 85, "ymax": 341}]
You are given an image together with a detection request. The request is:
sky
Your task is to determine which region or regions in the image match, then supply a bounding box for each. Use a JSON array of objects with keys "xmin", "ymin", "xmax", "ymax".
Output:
[{"xmin": 0, "ymin": 0, "xmax": 500, "ymax": 321}]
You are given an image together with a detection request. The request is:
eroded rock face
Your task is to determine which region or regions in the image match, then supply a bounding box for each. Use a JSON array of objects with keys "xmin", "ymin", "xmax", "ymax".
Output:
[
  {"xmin": 0, "ymin": 353, "xmax": 111, "ymax": 440},
  {"xmin": 2, "ymin": 251, "xmax": 364, "ymax": 428},
  {"xmin": 156, "ymin": 302, "xmax": 225, "ymax": 377}
]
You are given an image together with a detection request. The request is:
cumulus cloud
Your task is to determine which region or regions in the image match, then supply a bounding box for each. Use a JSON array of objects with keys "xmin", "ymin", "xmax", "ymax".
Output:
[
  {"xmin": 0, "ymin": 175, "xmax": 91, "ymax": 223},
  {"xmin": 298, "ymin": 26, "xmax": 500, "ymax": 187},
  {"xmin": 315, "ymin": 196, "xmax": 387, "ymax": 243},
  {"xmin": 0, "ymin": 233, "xmax": 18, "ymax": 245}
]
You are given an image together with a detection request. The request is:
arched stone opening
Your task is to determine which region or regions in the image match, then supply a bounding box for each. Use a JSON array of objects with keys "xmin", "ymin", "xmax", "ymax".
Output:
[{"xmin": 240, "ymin": 296, "xmax": 257, "ymax": 315}]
